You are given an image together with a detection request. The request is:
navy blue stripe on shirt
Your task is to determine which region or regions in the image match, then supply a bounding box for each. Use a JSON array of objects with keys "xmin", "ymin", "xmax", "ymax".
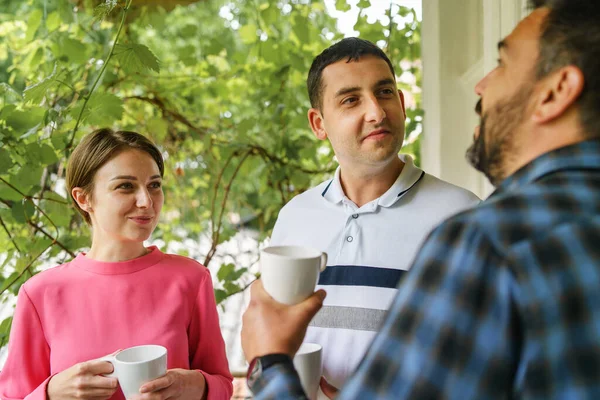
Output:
[
  {"xmin": 321, "ymin": 179, "xmax": 334, "ymax": 196},
  {"xmin": 397, "ymin": 171, "xmax": 426, "ymax": 197},
  {"xmin": 318, "ymin": 265, "xmax": 407, "ymax": 289}
]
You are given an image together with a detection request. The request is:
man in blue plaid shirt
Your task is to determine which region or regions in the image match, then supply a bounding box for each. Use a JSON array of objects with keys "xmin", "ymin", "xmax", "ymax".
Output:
[{"xmin": 241, "ymin": 0, "xmax": 600, "ymax": 398}]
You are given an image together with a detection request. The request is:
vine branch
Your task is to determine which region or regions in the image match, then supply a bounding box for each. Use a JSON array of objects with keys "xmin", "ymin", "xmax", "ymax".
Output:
[
  {"xmin": 0, "ymin": 215, "xmax": 21, "ymax": 253},
  {"xmin": 204, "ymin": 149, "xmax": 253, "ymax": 266},
  {"xmin": 28, "ymin": 222, "xmax": 76, "ymax": 258},
  {"xmin": 124, "ymin": 95, "xmax": 212, "ymax": 137},
  {"xmin": 0, "ymin": 244, "xmax": 50, "ymax": 297},
  {"xmin": 223, "ymin": 277, "xmax": 259, "ymax": 299},
  {"xmin": 0, "ymin": 177, "xmax": 60, "ymax": 239},
  {"xmin": 67, "ymin": 0, "xmax": 133, "ymax": 152},
  {"xmin": 209, "ymin": 151, "xmax": 239, "ymax": 238},
  {"xmin": 29, "ymin": 196, "xmax": 69, "ymax": 205},
  {"xmin": 125, "ymin": 97, "xmax": 336, "ymax": 175}
]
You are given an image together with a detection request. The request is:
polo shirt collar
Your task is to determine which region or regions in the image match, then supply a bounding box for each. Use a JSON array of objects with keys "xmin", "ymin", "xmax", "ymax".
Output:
[
  {"xmin": 321, "ymin": 168, "xmax": 345, "ymax": 204},
  {"xmin": 321, "ymin": 154, "xmax": 425, "ymax": 208},
  {"xmin": 493, "ymin": 139, "xmax": 600, "ymax": 196}
]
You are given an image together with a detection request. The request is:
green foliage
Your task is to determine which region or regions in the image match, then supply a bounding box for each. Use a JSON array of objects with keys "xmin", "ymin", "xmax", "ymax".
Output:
[
  {"xmin": 0, "ymin": 0, "xmax": 422, "ymax": 346},
  {"xmin": 113, "ymin": 43, "xmax": 160, "ymax": 73}
]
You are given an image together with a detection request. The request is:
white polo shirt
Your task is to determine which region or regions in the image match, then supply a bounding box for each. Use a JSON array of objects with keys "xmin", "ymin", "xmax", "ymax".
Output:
[{"xmin": 270, "ymin": 154, "xmax": 480, "ymax": 393}]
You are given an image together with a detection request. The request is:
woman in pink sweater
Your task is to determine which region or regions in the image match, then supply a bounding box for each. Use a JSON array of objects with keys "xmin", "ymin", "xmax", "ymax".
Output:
[{"xmin": 0, "ymin": 129, "xmax": 233, "ymax": 400}]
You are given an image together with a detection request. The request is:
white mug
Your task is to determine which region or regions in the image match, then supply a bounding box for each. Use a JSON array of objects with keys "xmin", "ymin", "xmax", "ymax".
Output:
[
  {"xmin": 260, "ymin": 245, "xmax": 327, "ymax": 305},
  {"xmin": 293, "ymin": 343, "xmax": 323, "ymax": 400},
  {"xmin": 100, "ymin": 344, "xmax": 167, "ymax": 398}
]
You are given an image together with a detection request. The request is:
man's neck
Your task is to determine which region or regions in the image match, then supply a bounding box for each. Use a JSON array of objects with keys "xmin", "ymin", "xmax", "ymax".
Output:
[
  {"xmin": 338, "ymin": 157, "xmax": 404, "ymax": 208},
  {"xmin": 504, "ymin": 122, "xmax": 586, "ymax": 182}
]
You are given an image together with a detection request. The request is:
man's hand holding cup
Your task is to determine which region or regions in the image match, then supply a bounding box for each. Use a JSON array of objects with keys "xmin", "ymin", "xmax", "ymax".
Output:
[{"xmin": 241, "ymin": 279, "xmax": 326, "ymax": 362}]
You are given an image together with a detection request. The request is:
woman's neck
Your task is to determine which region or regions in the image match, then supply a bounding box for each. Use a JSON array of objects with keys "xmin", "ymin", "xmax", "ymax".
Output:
[{"xmin": 86, "ymin": 240, "xmax": 149, "ymax": 262}]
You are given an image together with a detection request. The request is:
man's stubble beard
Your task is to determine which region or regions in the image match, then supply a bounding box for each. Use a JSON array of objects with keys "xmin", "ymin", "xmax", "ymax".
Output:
[{"xmin": 466, "ymin": 85, "xmax": 533, "ymax": 186}]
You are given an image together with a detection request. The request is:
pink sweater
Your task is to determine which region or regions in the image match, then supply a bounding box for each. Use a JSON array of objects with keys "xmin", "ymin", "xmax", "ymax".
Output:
[{"xmin": 0, "ymin": 246, "xmax": 233, "ymax": 400}]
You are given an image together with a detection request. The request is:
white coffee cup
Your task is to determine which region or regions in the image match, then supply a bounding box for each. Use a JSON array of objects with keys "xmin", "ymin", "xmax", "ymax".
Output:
[
  {"xmin": 293, "ymin": 343, "xmax": 323, "ymax": 400},
  {"xmin": 260, "ymin": 245, "xmax": 327, "ymax": 305},
  {"xmin": 100, "ymin": 344, "xmax": 167, "ymax": 398}
]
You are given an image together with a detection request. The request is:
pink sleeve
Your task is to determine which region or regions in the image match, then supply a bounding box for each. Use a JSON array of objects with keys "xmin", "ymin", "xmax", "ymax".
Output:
[
  {"xmin": 0, "ymin": 286, "xmax": 52, "ymax": 400},
  {"xmin": 188, "ymin": 269, "xmax": 233, "ymax": 400}
]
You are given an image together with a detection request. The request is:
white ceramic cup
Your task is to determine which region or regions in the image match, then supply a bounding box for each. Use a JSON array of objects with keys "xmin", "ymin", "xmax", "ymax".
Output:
[
  {"xmin": 100, "ymin": 345, "xmax": 167, "ymax": 398},
  {"xmin": 260, "ymin": 245, "xmax": 327, "ymax": 305},
  {"xmin": 293, "ymin": 343, "xmax": 323, "ymax": 400}
]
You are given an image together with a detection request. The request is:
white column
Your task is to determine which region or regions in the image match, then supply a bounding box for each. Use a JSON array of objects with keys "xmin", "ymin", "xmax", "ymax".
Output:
[
  {"xmin": 421, "ymin": 0, "xmax": 529, "ymax": 199},
  {"xmin": 421, "ymin": 0, "xmax": 484, "ymax": 197},
  {"xmin": 420, "ymin": 0, "xmax": 442, "ymax": 178}
]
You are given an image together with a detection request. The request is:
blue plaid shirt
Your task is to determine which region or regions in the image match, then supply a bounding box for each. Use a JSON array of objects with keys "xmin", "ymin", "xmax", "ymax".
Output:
[{"xmin": 250, "ymin": 139, "xmax": 600, "ymax": 399}]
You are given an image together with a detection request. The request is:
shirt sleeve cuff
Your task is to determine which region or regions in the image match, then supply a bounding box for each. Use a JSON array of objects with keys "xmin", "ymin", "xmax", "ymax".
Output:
[
  {"xmin": 198, "ymin": 370, "xmax": 234, "ymax": 400},
  {"xmin": 24, "ymin": 376, "xmax": 53, "ymax": 400},
  {"xmin": 248, "ymin": 358, "xmax": 308, "ymax": 400}
]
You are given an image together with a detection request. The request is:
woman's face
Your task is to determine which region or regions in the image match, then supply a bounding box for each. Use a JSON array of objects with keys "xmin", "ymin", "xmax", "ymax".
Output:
[{"xmin": 82, "ymin": 149, "xmax": 164, "ymax": 245}]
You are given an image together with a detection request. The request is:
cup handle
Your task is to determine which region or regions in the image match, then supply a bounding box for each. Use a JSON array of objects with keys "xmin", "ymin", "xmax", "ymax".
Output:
[
  {"xmin": 319, "ymin": 252, "xmax": 327, "ymax": 272},
  {"xmin": 97, "ymin": 355, "xmax": 116, "ymax": 378}
]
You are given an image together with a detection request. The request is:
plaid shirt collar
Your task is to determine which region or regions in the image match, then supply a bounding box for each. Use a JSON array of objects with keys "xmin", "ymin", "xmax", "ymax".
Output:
[{"xmin": 493, "ymin": 138, "xmax": 600, "ymax": 197}]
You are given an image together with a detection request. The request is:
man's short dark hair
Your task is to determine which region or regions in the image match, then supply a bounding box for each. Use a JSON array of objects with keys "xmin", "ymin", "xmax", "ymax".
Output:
[
  {"xmin": 530, "ymin": 0, "xmax": 600, "ymax": 138},
  {"xmin": 307, "ymin": 38, "xmax": 396, "ymax": 110}
]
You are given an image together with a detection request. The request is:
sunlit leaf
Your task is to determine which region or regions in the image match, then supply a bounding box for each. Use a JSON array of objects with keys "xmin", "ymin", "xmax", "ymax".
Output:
[
  {"xmin": 335, "ymin": 0, "xmax": 351, "ymax": 12},
  {"xmin": 39, "ymin": 144, "xmax": 59, "ymax": 165},
  {"xmin": 71, "ymin": 92, "xmax": 124, "ymax": 125},
  {"xmin": 0, "ymin": 149, "xmax": 13, "ymax": 172},
  {"xmin": 0, "ymin": 105, "xmax": 17, "ymax": 122},
  {"xmin": 5, "ymin": 108, "xmax": 45, "ymax": 134},
  {"xmin": 51, "ymin": 132, "xmax": 70, "ymax": 151},
  {"xmin": 217, "ymin": 263, "xmax": 235, "ymax": 281},
  {"xmin": 13, "ymin": 165, "xmax": 43, "ymax": 188},
  {"xmin": 228, "ymin": 267, "xmax": 248, "ymax": 282},
  {"xmin": 214, "ymin": 289, "xmax": 227, "ymax": 304},
  {"xmin": 0, "ymin": 273, "xmax": 17, "ymax": 294},
  {"xmin": 58, "ymin": 37, "xmax": 88, "ymax": 64},
  {"xmin": 46, "ymin": 11, "xmax": 61, "ymax": 32},
  {"xmin": 10, "ymin": 201, "xmax": 26, "ymax": 223},
  {"xmin": 25, "ymin": 9, "xmax": 43, "ymax": 42},
  {"xmin": 94, "ymin": 1, "xmax": 118, "ymax": 21},
  {"xmin": 0, "ymin": 184, "xmax": 22, "ymax": 202},
  {"xmin": 42, "ymin": 191, "xmax": 68, "ymax": 203},
  {"xmin": 293, "ymin": 16, "xmax": 309, "ymax": 43},
  {"xmin": 0, "ymin": 84, "xmax": 22, "ymax": 103},
  {"xmin": 113, "ymin": 43, "xmax": 160, "ymax": 73},
  {"xmin": 46, "ymin": 200, "xmax": 72, "ymax": 226},
  {"xmin": 24, "ymin": 67, "xmax": 59, "ymax": 105},
  {"xmin": 0, "ymin": 318, "xmax": 13, "ymax": 345},
  {"xmin": 239, "ymin": 24, "xmax": 258, "ymax": 44},
  {"xmin": 223, "ymin": 281, "xmax": 241, "ymax": 294},
  {"xmin": 30, "ymin": 238, "xmax": 53, "ymax": 259}
]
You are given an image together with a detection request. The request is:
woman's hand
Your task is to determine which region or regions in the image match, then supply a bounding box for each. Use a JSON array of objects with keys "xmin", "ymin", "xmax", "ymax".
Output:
[
  {"xmin": 132, "ymin": 369, "xmax": 207, "ymax": 400},
  {"xmin": 47, "ymin": 359, "xmax": 118, "ymax": 400}
]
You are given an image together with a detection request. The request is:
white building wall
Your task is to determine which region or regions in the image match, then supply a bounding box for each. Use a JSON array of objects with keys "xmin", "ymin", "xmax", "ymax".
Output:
[{"xmin": 422, "ymin": 0, "xmax": 529, "ymax": 199}]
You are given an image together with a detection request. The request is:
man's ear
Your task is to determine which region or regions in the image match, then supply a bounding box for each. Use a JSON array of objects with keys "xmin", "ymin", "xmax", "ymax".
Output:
[
  {"xmin": 71, "ymin": 187, "xmax": 92, "ymax": 213},
  {"xmin": 532, "ymin": 65, "xmax": 584, "ymax": 124},
  {"xmin": 308, "ymin": 108, "xmax": 328, "ymax": 141},
  {"xmin": 398, "ymin": 89, "xmax": 406, "ymax": 120}
]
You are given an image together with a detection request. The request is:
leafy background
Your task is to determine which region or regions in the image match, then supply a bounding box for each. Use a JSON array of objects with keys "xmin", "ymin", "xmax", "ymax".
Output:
[{"xmin": 0, "ymin": 0, "xmax": 422, "ymax": 350}]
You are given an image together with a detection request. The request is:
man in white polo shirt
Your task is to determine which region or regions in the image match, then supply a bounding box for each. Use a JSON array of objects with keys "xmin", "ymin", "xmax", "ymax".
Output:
[{"xmin": 270, "ymin": 37, "xmax": 480, "ymax": 398}]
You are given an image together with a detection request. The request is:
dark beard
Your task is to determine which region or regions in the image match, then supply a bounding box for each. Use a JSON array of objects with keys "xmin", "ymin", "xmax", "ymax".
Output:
[
  {"xmin": 466, "ymin": 115, "xmax": 487, "ymax": 176},
  {"xmin": 466, "ymin": 86, "xmax": 532, "ymax": 186}
]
